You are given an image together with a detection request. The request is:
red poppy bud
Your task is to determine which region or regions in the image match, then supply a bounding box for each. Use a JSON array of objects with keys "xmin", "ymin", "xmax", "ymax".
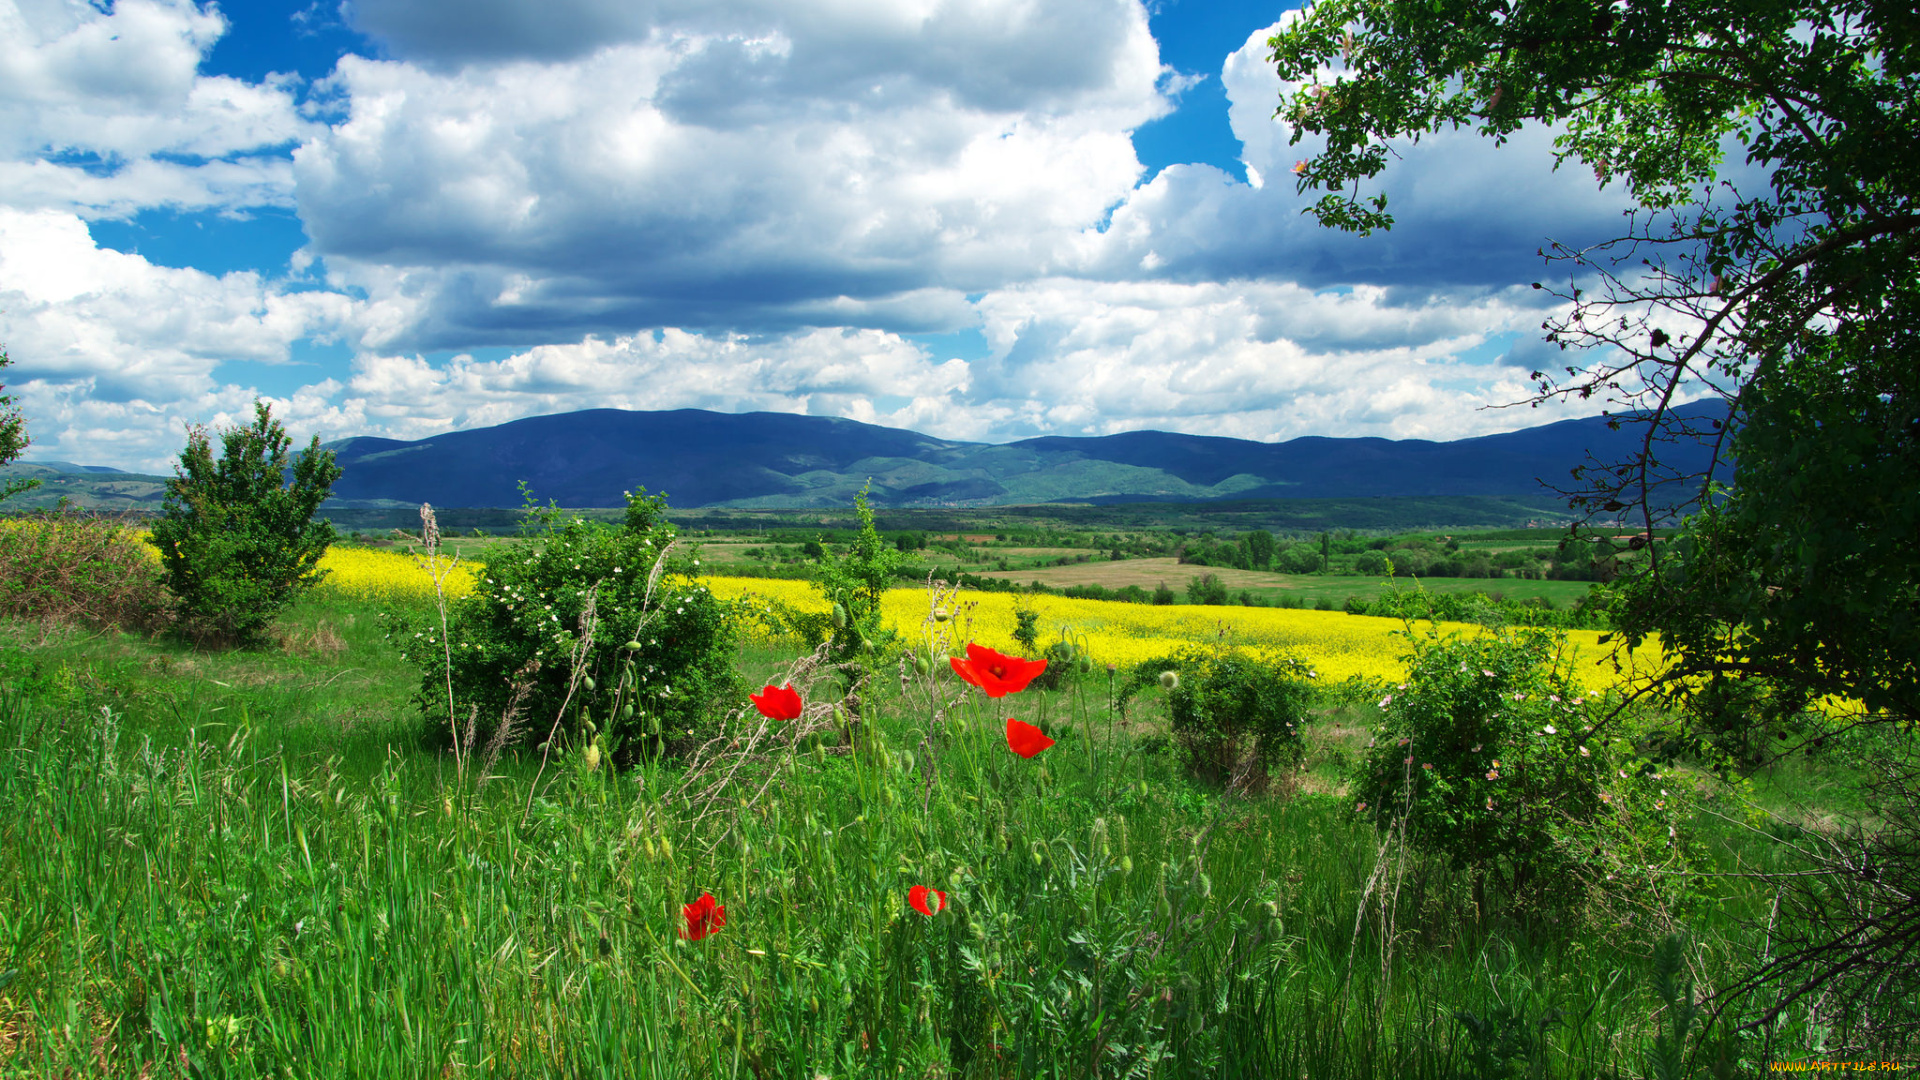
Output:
[{"xmin": 908, "ymin": 885, "xmax": 947, "ymax": 916}]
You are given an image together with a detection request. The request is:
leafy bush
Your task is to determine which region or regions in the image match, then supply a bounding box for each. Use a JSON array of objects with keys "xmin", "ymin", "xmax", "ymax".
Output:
[
  {"xmin": 1185, "ymin": 573, "xmax": 1229, "ymax": 605},
  {"xmin": 808, "ymin": 485, "xmax": 910, "ymax": 667},
  {"xmin": 0, "ymin": 510, "xmax": 169, "ymax": 632},
  {"xmin": 1120, "ymin": 648, "xmax": 1314, "ymax": 792},
  {"xmin": 1351, "ymin": 626, "xmax": 1674, "ymax": 911},
  {"xmin": 149, "ymin": 402, "xmax": 342, "ymax": 647},
  {"xmin": 385, "ymin": 489, "xmax": 746, "ymax": 759}
]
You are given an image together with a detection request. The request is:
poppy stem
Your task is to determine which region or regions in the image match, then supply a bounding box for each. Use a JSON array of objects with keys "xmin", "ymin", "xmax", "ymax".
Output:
[{"xmin": 639, "ymin": 924, "xmax": 709, "ymax": 1003}]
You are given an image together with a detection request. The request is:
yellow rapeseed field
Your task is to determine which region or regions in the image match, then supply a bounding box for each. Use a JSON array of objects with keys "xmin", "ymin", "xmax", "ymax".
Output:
[
  {"xmin": 121, "ymin": 532, "xmax": 483, "ymax": 605},
  {"xmin": 91, "ymin": 534, "xmax": 1648, "ymax": 690},
  {"xmin": 708, "ymin": 576, "xmax": 1655, "ymax": 692}
]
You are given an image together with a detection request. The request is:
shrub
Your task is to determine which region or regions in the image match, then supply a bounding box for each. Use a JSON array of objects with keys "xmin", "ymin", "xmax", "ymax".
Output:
[
  {"xmin": 1186, "ymin": 573, "xmax": 1229, "ymax": 606},
  {"xmin": 385, "ymin": 489, "xmax": 746, "ymax": 760},
  {"xmin": 150, "ymin": 401, "xmax": 342, "ymax": 647},
  {"xmin": 808, "ymin": 484, "xmax": 910, "ymax": 667},
  {"xmin": 1353, "ymin": 549, "xmax": 1391, "ymax": 576},
  {"xmin": 1121, "ymin": 647, "xmax": 1314, "ymax": 793},
  {"xmin": 1350, "ymin": 626, "xmax": 1674, "ymax": 912},
  {"xmin": 0, "ymin": 510, "xmax": 169, "ymax": 632}
]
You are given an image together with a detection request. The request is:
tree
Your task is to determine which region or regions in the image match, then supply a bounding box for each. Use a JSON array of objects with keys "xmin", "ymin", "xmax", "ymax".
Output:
[
  {"xmin": 151, "ymin": 401, "xmax": 343, "ymax": 646},
  {"xmin": 1271, "ymin": 0, "xmax": 1917, "ymax": 1041},
  {"xmin": 1243, "ymin": 528, "xmax": 1277, "ymax": 570},
  {"xmin": 0, "ymin": 349, "xmax": 40, "ymax": 504}
]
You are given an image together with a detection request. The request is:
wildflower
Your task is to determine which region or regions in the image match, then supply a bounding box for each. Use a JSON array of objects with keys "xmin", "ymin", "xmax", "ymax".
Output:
[
  {"xmin": 1378, "ymin": 694, "xmax": 1392, "ymax": 708},
  {"xmin": 951, "ymin": 643, "xmax": 1048, "ymax": 698},
  {"xmin": 1471, "ymin": 743, "xmax": 1482, "ymax": 753},
  {"xmin": 1514, "ymin": 693, "xmax": 1528, "ymax": 701},
  {"xmin": 1356, "ymin": 801, "xmax": 1368, "ymax": 812},
  {"xmin": 681, "ymin": 893, "xmax": 726, "ymax": 941},
  {"xmin": 908, "ymin": 886, "xmax": 947, "ymax": 916},
  {"xmin": 1656, "ymin": 800, "xmax": 1666, "ymax": 810},
  {"xmin": 1549, "ymin": 694, "xmax": 1560, "ymax": 703},
  {"xmin": 1578, "ymin": 744, "xmax": 1591, "ymax": 757},
  {"xmin": 1404, "ymin": 756, "xmax": 1414, "ymax": 765},
  {"xmin": 1492, "ymin": 759, "xmax": 1500, "ymax": 768},
  {"xmin": 1572, "ymin": 698, "xmax": 1584, "ymax": 706},
  {"xmin": 1482, "ymin": 669, "xmax": 1495, "ymax": 677},
  {"xmin": 1486, "ymin": 769, "xmax": 1499, "ymax": 780},
  {"xmin": 1486, "ymin": 796, "xmax": 1494, "ymax": 810},
  {"xmin": 1422, "ymin": 762, "xmax": 1434, "ymax": 770},
  {"xmin": 749, "ymin": 684, "xmax": 803, "ymax": 721},
  {"xmin": 1006, "ymin": 718, "xmax": 1055, "ymax": 759},
  {"xmin": 1543, "ymin": 724, "xmax": 1557, "ymax": 735},
  {"xmin": 1600, "ymin": 792, "xmax": 1613, "ymax": 804},
  {"xmin": 1292, "ymin": 159, "xmax": 1309, "ymax": 175}
]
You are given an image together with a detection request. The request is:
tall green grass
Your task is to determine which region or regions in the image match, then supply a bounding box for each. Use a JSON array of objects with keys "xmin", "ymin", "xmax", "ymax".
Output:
[{"xmin": 0, "ymin": 592, "xmax": 1826, "ymax": 1077}]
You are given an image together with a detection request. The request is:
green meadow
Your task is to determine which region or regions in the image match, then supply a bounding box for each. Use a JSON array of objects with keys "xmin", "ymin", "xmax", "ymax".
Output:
[{"xmin": 0, "ymin": 574, "xmax": 1865, "ymax": 1078}]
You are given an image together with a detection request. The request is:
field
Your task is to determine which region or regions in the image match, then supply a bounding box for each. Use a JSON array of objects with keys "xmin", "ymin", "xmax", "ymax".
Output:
[{"xmin": 0, "ymin": 529, "xmax": 1878, "ymax": 1076}]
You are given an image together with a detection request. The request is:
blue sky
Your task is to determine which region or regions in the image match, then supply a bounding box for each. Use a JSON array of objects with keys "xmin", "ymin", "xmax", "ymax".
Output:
[{"xmin": 0, "ymin": 0, "xmax": 1636, "ymax": 474}]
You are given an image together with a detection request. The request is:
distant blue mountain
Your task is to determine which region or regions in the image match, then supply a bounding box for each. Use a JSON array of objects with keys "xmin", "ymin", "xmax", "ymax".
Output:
[
  {"xmin": 19, "ymin": 461, "xmax": 127, "ymax": 475},
  {"xmin": 317, "ymin": 401, "xmax": 1727, "ymax": 510}
]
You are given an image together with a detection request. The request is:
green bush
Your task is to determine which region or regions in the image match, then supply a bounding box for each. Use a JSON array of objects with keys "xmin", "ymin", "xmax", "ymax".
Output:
[
  {"xmin": 808, "ymin": 484, "xmax": 909, "ymax": 668},
  {"xmin": 385, "ymin": 489, "xmax": 746, "ymax": 759},
  {"xmin": 1121, "ymin": 648, "xmax": 1314, "ymax": 793},
  {"xmin": 150, "ymin": 401, "xmax": 342, "ymax": 647},
  {"xmin": 1350, "ymin": 626, "xmax": 1674, "ymax": 911},
  {"xmin": 0, "ymin": 510, "xmax": 169, "ymax": 632}
]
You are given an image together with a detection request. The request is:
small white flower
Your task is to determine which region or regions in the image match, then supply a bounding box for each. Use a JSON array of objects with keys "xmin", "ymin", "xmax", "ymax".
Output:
[
  {"xmin": 1378, "ymin": 695, "xmax": 1393, "ymax": 709},
  {"xmin": 1578, "ymin": 744, "xmax": 1590, "ymax": 757},
  {"xmin": 1482, "ymin": 669, "xmax": 1496, "ymax": 677},
  {"xmin": 1543, "ymin": 724, "xmax": 1557, "ymax": 735}
]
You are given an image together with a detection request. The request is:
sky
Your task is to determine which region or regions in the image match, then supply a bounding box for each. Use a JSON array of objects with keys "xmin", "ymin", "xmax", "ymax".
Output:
[{"xmin": 0, "ymin": 0, "xmax": 1645, "ymax": 475}]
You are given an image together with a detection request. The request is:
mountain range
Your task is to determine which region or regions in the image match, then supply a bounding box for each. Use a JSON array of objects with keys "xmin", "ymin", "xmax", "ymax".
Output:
[
  {"xmin": 6, "ymin": 402, "xmax": 1721, "ymax": 515},
  {"xmin": 312, "ymin": 402, "xmax": 1721, "ymax": 510}
]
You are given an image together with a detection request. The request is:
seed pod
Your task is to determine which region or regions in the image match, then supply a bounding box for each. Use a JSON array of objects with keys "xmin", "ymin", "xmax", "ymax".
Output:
[
  {"xmin": 913, "ymin": 651, "xmax": 930, "ymax": 676},
  {"xmin": 620, "ymin": 702, "xmax": 635, "ymax": 720},
  {"xmin": 622, "ymin": 641, "xmax": 643, "ymax": 651}
]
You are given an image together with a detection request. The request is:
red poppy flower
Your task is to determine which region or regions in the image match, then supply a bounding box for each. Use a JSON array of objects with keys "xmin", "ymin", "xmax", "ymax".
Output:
[
  {"xmin": 680, "ymin": 892, "xmax": 726, "ymax": 941},
  {"xmin": 1005, "ymin": 718, "xmax": 1054, "ymax": 759},
  {"xmin": 908, "ymin": 885, "xmax": 947, "ymax": 916},
  {"xmin": 748, "ymin": 684, "xmax": 802, "ymax": 720},
  {"xmin": 950, "ymin": 643, "xmax": 1048, "ymax": 698}
]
